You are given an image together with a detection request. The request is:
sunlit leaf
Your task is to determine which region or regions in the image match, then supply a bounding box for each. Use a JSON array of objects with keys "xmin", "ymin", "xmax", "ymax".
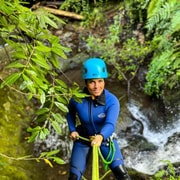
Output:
[
  {"xmin": 43, "ymin": 128, "xmax": 50, "ymax": 135},
  {"xmin": 6, "ymin": 62, "xmax": 25, "ymax": 68},
  {"xmin": 27, "ymin": 126, "xmax": 41, "ymax": 132},
  {"xmin": 55, "ymin": 79, "xmax": 67, "ymax": 88},
  {"xmin": 31, "ymin": 75, "xmax": 48, "ymax": 90},
  {"xmin": 40, "ymin": 90, "xmax": 46, "ymax": 105},
  {"xmin": 51, "ymin": 120, "xmax": 62, "ymax": 135},
  {"xmin": 54, "ymin": 101, "xmax": 68, "ymax": 112},
  {"xmin": 50, "ymin": 55, "xmax": 60, "ymax": 68},
  {"xmin": 73, "ymin": 92, "xmax": 88, "ymax": 98},
  {"xmin": 36, "ymin": 43, "xmax": 51, "ymax": 53},
  {"xmin": 40, "ymin": 129, "xmax": 47, "ymax": 139},
  {"xmin": 1, "ymin": 72, "xmax": 21, "ymax": 88},
  {"xmin": 51, "ymin": 112, "xmax": 65, "ymax": 123},
  {"xmin": 31, "ymin": 56, "xmax": 50, "ymax": 70},
  {"xmin": 52, "ymin": 157, "xmax": 65, "ymax": 165},
  {"xmin": 40, "ymin": 152, "xmax": 48, "ymax": 158},
  {"xmin": 27, "ymin": 131, "xmax": 39, "ymax": 142},
  {"xmin": 36, "ymin": 107, "xmax": 49, "ymax": 115},
  {"xmin": 46, "ymin": 149, "xmax": 60, "ymax": 157},
  {"xmin": 44, "ymin": 158, "xmax": 53, "ymax": 168},
  {"xmin": 43, "ymin": 15, "xmax": 58, "ymax": 29},
  {"xmin": 55, "ymin": 95, "xmax": 68, "ymax": 105},
  {"xmin": 52, "ymin": 47, "xmax": 67, "ymax": 59}
]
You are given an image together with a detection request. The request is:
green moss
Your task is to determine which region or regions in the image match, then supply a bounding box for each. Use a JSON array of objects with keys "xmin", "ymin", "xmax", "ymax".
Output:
[{"xmin": 0, "ymin": 87, "xmax": 45, "ymax": 180}]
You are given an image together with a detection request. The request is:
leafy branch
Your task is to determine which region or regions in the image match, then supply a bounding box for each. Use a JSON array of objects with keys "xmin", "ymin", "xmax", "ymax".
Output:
[
  {"xmin": 0, "ymin": 149, "xmax": 65, "ymax": 168},
  {"xmin": 0, "ymin": 1, "xmax": 88, "ymax": 144}
]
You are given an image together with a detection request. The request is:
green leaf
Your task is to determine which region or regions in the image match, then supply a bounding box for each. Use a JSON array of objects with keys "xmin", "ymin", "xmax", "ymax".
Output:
[
  {"xmin": 52, "ymin": 157, "xmax": 65, "ymax": 165},
  {"xmin": 27, "ymin": 93, "xmax": 33, "ymax": 100},
  {"xmin": 50, "ymin": 55, "xmax": 60, "ymax": 68},
  {"xmin": 27, "ymin": 131, "xmax": 39, "ymax": 142},
  {"xmin": 40, "ymin": 90, "xmax": 46, "ymax": 105},
  {"xmin": 6, "ymin": 62, "xmax": 25, "ymax": 68},
  {"xmin": 73, "ymin": 92, "xmax": 88, "ymax": 98},
  {"xmin": 31, "ymin": 55, "xmax": 50, "ymax": 70},
  {"xmin": 27, "ymin": 126, "xmax": 41, "ymax": 132},
  {"xmin": 31, "ymin": 75, "xmax": 48, "ymax": 90},
  {"xmin": 25, "ymin": 69, "xmax": 38, "ymax": 77},
  {"xmin": 43, "ymin": 15, "xmax": 58, "ymax": 29},
  {"xmin": 46, "ymin": 149, "xmax": 60, "ymax": 157},
  {"xmin": 39, "ymin": 130, "xmax": 46, "ymax": 140},
  {"xmin": 39, "ymin": 128, "xmax": 49, "ymax": 140},
  {"xmin": 36, "ymin": 43, "xmax": 51, "ymax": 53},
  {"xmin": 52, "ymin": 46, "xmax": 67, "ymax": 59},
  {"xmin": 55, "ymin": 95, "xmax": 68, "ymax": 105},
  {"xmin": 36, "ymin": 107, "xmax": 49, "ymax": 115},
  {"xmin": 55, "ymin": 79, "xmax": 67, "ymax": 88},
  {"xmin": 40, "ymin": 152, "xmax": 48, "ymax": 158},
  {"xmin": 1, "ymin": 72, "xmax": 21, "ymax": 88},
  {"xmin": 21, "ymin": 74, "xmax": 33, "ymax": 91},
  {"xmin": 51, "ymin": 112, "xmax": 65, "ymax": 123},
  {"xmin": 54, "ymin": 101, "xmax": 68, "ymax": 112},
  {"xmin": 43, "ymin": 127, "xmax": 50, "ymax": 135},
  {"xmin": 51, "ymin": 120, "xmax": 62, "ymax": 135}
]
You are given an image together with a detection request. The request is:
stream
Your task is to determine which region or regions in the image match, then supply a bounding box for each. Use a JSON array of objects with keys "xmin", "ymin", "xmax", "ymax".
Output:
[{"xmin": 122, "ymin": 100, "xmax": 180, "ymax": 175}]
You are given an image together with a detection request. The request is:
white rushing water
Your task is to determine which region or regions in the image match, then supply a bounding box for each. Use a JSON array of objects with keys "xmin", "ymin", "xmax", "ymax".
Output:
[
  {"xmin": 127, "ymin": 102, "xmax": 180, "ymax": 147},
  {"xmin": 122, "ymin": 102, "xmax": 180, "ymax": 175}
]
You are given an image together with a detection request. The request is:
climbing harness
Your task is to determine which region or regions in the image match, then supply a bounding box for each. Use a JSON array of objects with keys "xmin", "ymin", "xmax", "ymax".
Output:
[{"xmin": 78, "ymin": 135, "xmax": 115, "ymax": 180}]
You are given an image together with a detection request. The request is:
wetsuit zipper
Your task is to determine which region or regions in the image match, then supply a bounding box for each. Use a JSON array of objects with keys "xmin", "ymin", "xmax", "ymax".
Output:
[{"xmin": 89, "ymin": 100, "xmax": 97, "ymax": 135}]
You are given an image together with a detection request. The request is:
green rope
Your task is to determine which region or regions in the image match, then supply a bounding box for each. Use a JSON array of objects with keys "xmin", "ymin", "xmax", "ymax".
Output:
[
  {"xmin": 78, "ymin": 135, "xmax": 90, "ymax": 142},
  {"xmin": 99, "ymin": 169, "xmax": 111, "ymax": 180},
  {"xmin": 98, "ymin": 140, "xmax": 116, "ymax": 170}
]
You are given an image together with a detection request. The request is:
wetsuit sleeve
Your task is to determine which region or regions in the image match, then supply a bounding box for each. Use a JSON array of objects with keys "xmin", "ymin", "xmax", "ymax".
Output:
[
  {"xmin": 66, "ymin": 99, "xmax": 77, "ymax": 133},
  {"xmin": 100, "ymin": 95, "xmax": 120, "ymax": 140}
]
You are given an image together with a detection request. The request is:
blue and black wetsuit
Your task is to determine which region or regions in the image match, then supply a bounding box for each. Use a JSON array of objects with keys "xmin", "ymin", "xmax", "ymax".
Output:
[{"xmin": 67, "ymin": 88, "xmax": 129, "ymax": 179}]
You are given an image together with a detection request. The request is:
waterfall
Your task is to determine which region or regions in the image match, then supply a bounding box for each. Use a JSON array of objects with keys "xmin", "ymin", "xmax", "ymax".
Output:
[
  {"xmin": 127, "ymin": 102, "xmax": 180, "ymax": 147},
  {"xmin": 121, "ymin": 101, "xmax": 180, "ymax": 175}
]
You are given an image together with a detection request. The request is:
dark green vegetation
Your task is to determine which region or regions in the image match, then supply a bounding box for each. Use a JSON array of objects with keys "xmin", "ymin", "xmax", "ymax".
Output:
[{"xmin": 0, "ymin": 0, "xmax": 179, "ymax": 179}]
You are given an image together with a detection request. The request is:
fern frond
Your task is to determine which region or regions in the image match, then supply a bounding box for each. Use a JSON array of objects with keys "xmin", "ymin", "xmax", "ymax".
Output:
[
  {"xmin": 146, "ymin": 2, "xmax": 171, "ymax": 31},
  {"xmin": 147, "ymin": 0, "xmax": 164, "ymax": 18},
  {"xmin": 170, "ymin": 4, "xmax": 180, "ymax": 33}
]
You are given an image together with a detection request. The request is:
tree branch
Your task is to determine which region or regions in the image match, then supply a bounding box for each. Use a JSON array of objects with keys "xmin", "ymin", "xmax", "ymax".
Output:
[{"xmin": 32, "ymin": 3, "xmax": 84, "ymax": 20}]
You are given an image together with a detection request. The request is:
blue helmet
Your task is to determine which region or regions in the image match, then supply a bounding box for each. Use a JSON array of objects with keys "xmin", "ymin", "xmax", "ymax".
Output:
[{"xmin": 82, "ymin": 58, "xmax": 108, "ymax": 79}]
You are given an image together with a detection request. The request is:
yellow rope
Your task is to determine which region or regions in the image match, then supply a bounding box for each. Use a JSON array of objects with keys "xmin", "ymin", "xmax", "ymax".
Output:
[
  {"xmin": 78, "ymin": 135, "xmax": 112, "ymax": 180},
  {"xmin": 92, "ymin": 144, "xmax": 99, "ymax": 180}
]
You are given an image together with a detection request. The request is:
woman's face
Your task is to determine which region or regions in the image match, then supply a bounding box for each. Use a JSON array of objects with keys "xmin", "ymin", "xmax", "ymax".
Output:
[{"xmin": 86, "ymin": 78, "xmax": 105, "ymax": 99}]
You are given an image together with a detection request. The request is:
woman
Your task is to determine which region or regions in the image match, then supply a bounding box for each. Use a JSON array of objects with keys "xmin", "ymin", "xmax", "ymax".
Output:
[{"xmin": 66, "ymin": 58, "xmax": 131, "ymax": 180}]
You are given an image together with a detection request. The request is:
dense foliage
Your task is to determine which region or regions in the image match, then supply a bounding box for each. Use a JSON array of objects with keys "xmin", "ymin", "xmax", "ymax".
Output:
[
  {"xmin": 86, "ymin": 14, "xmax": 152, "ymax": 99},
  {"xmin": 0, "ymin": 0, "xmax": 87, "ymax": 164},
  {"xmin": 144, "ymin": 0, "xmax": 180, "ymax": 96},
  {"xmin": 0, "ymin": 1, "xmax": 179, "ymax": 178},
  {"xmin": 84, "ymin": 0, "xmax": 180, "ymax": 97}
]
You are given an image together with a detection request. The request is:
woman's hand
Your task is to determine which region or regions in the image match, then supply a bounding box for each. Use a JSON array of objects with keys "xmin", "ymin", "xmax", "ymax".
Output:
[
  {"xmin": 70, "ymin": 131, "xmax": 79, "ymax": 141},
  {"xmin": 91, "ymin": 134, "xmax": 103, "ymax": 147}
]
